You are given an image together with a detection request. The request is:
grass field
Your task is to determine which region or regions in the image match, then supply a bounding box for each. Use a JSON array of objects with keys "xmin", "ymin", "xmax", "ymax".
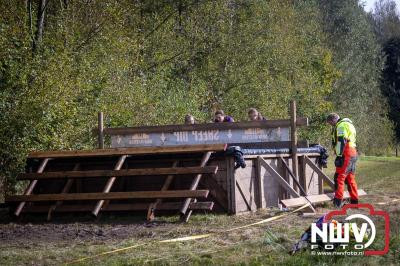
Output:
[{"xmin": 0, "ymin": 156, "xmax": 399, "ymax": 265}]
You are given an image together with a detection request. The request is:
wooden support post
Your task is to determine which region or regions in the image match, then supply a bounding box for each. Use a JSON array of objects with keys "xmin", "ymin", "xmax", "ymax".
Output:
[
  {"xmin": 147, "ymin": 160, "xmax": 179, "ymax": 221},
  {"xmin": 315, "ymin": 157, "xmax": 324, "ymax": 194},
  {"xmin": 306, "ymin": 166, "xmax": 318, "ymax": 194},
  {"xmin": 98, "ymin": 112, "xmax": 104, "ymax": 149},
  {"xmin": 279, "ymin": 157, "xmax": 306, "ymax": 196},
  {"xmin": 256, "ymin": 156, "xmax": 264, "ymax": 209},
  {"xmin": 180, "ymin": 152, "xmax": 212, "ymax": 222},
  {"xmin": 278, "ymin": 157, "xmax": 316, "ymax": 213},
  {"xmin": 226, "ymin": 157, "xmax": 236, "ymax": 214},
  {"xmin": 258, "ymin": 157, "xmax": 300, "ymax": 198},
  {"xmin": 290, "ymin": 100, "xmax": 299, "ymax": 193},
  {"xmin": 304, "ymin": 156, "xmax": 335, "ymax": 190},
  {"xmin": 199, "ymin": 174, "xmax": 228, "ymax": 211},
  {"xmin": 236, "ymin": 179, "xmax": 252, "ymax": 211},
  {"xmin": 47, "ymin": 163, "xmax": 80, "ymax": 221},
  {"xmin": 92, "ymin": 155, "xmax": 127, "ymax": 216},
  {"xmin": 277, "ymin": 157, "xmax": 288, "ymax": 201},
  {"xmin": 299, "ymin": 155, "xmax": 308, "ymax": 195},
  {"xmin": 14, "ymin": 158, "xmax": 50, "ymax": 216}
]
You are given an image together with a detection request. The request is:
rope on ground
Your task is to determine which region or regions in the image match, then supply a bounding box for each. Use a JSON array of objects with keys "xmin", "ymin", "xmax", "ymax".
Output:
[
  {"xmin": 65, "ymin": 203, "xmax": 311, "ymax": 265},
  {"xmin": 376, "ymin": 198, "xmax": 400, "ymax": 205}
]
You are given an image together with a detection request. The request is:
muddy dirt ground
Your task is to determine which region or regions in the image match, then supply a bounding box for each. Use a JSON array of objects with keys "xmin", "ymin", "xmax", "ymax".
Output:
[
  {"xmin": 0, "ymin": 209, "xmax": 181, "ymax": 247},
  {"xmin": 1, "ymin": 193, "xmax": 398, "ymax": 247}
]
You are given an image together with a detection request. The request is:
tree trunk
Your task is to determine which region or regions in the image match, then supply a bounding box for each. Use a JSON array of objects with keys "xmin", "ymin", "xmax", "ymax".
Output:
[{"xmin": 33, "ymin": 0, "xmax": 47, "ymax": 52}]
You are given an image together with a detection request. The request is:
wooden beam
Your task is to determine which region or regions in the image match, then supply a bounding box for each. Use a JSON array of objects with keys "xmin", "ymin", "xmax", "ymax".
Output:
[
  {"xmin": 279, "ymin": 157, "xmax": 291, "ymax": 199},
  {"xmin": 290, "ymin": 100, "xmax": 299, "ymax": 193},
  {"xmin": 244, "ymin": 153, "xmax": 320, "ymax": 159},
  {"xmin": 47, "ymin": 163, "xmax": 80, "ymax": 221},
  {"xmin": 22, "ymin": 202, "xmax": 215, "ymax": 213},
  {"xmin": 304, "ymin": 156, "xmax": 335, "ymax": 190},
  {"xmin": 278, "ymin": 157, "xmax": 307, "ymax": 196},
  {"xmin": 299, "ymin": 155, "xmax": 307, "ymax": 194},
  {"xmin": 258, "ymin": 157, "xmax": 300, "ymax": 198},
  {"xmin": 180, "ymin": 152, "xmax": 211, "ymax": 221},
  {"xmin": 92, "ymin": 155, "xmax": 127, "ymax": 216},
  {"xmin": 226, "ymin": 157, "xmax": 236, "ymax": 214},
  {"xmin": 98, "ymin": 112, "xmax": 104, "ymax": 149},
  {"xmin": 6, "ymin": 190, "xmax": 210, "ymax": 202},
  {"xmin": 278, "ymin": 157, "xmax": 316, "ymax": 213},
  {"xmin": 281, "ymin": 189, "xmax": 367, "ymax": 208},
  {"xmin": 236, "ymin": 179, "xmax": 252, "ymax": 211},
  {"xmin": 101, "ymin": 118, "xmax": 309, "ymax": 135},
  {"xmin": 199, "ymin": 175, "xmax": 228, "ymax": 211},
  {"xmin": 230, "ymin": 140, "xmax": 309, "ymax": 149},
  {"xmin": 18, "ymin": 166, "xmax": 219, "ymax": 180},
  {"xmin": 308, "ymin": 157, "xmax": 322, "ymax": 194},
  {"xmin": 28, "ymin": 144, "xmax": 227, "ymax": 159},
  {"xmin": 14, "ymin": 158, "xmax": 50, "ymax": 216},
  {"xmin": 256, "ymin": 156, "xmax": 264, "ymax": 209},
  {"xmin": 147, "ymin": 160, "xmax": 179, "ymax": 221}
]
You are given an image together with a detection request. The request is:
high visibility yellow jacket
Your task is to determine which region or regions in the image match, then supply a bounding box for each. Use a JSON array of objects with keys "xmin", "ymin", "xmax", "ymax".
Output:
[{"xmin": 331, "ymin": 118, "xmax": 356, "ymax": 156}]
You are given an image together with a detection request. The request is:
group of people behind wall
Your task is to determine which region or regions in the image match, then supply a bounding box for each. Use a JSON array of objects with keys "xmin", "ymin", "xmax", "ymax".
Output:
[
  {"xmin": 185, "ymin": 109, "xmax": 360, "ymax": 209},
  {"xmin": 184, "ymin": 108, "xmax": 266, "ymax": 125}
]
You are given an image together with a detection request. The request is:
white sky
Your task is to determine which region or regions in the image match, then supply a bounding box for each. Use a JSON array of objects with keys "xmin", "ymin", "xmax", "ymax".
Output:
[{"xmin": 360, "ymin": 0, "xmax": 400, "ymax": 13}]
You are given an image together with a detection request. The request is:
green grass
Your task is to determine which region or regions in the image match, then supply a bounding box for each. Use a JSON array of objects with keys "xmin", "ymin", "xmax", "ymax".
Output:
[
  {"xmin": 323, "ymin": 156, "xmax": 400, "ymax": 194},
  {"xmin": 360, "ymin": 156, "xmax": 400, "ymax": 162},
  {"xmin": 1, "ymin": 157, "xmax": 399, "ymax": 265}
]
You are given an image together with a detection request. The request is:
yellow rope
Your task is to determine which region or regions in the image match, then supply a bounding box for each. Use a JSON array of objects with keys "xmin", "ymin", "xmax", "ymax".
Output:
[
  {"xmin": 376, "ymin": 198, "xmax": 400, "ymax": 205},
  {"xmin": 65, "ymin": 203, "xmax": 310, "ymax": 265}
]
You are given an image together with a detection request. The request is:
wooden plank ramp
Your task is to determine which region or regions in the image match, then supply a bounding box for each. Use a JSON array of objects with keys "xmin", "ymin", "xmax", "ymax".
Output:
[
  {"xmin": 23, "ymin": 202, "xmax": 215, "ymax": 213},
  {"xmin": 18, "ymin": 166, "xmax": 219, "ymax": 180},
  {"xmin": 6, "ymin": 190, "xmax": 210, "ymax": 202},
  {"xmin": 280, "ymin": 189, "xmax": 367, "ymax": 208},
  {"xmin": 7, "ymin": 143, "xmax": 229, "ymax": 221}
]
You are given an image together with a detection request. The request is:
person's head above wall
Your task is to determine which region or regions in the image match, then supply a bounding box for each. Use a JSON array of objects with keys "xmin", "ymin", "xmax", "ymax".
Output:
[
  {"xmin": 326, "ymin": 112, "xmax": 340, "ymax": 126},
  {"xmin": 248, "ymin": 108, "xmax": 266, "ymax": 121},
  {"xmin": 184, "ymin": 114, "xmax": 195, "ymax": 125},
  {"xmin": 214, "ymin": 110, "xmax": 234, "ymax": 123},
  {"xmin": 214, "ymin": 110, "xmax": 225, "ymax": 123}
]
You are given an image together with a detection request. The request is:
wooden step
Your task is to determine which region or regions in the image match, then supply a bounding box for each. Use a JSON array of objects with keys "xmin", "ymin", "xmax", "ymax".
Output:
[
  {"xmin": 22, "ymin": 202, "xmax": 215, "ymax": 213},
  {"xmin": 6, "ymin": 190, "xmax": 209, "ymax": 202},
  {"xmin": 18, "ymin": 166, "xmax": 218, "ymax": 180},
  {"xmin": 280, "ymin": 189, "xmax": 367, "ymax": 208},
  {"xmin": 28, "ymin": 144, "xmax": 227, "ymax": 159}
]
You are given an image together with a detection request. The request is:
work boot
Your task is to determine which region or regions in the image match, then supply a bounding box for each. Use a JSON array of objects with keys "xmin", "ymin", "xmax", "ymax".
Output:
[
  {"xmin": 350, "ymin": 199, "xmax": 359, "ymax": 205},
  {"xmin": 333, "ymin": 198, "xmax": 343, "ymax": 208}
]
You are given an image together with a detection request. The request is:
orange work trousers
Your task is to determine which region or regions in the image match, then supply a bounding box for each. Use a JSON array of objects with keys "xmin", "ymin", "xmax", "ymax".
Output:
[{"xmin": 334, "ymin": 145, "xmax": 359, "ymax": 201}]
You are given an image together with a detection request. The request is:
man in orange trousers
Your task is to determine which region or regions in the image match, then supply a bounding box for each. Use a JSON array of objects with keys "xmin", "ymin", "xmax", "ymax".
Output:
[{"xmin": 326, "ymin": 113, "xmax": 359, "ymax": 208}]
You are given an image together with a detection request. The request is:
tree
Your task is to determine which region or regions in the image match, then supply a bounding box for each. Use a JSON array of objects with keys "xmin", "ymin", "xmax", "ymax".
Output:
[
  {"xmin": 381, "ymin": 38, "xmax": 400, "ymax": 141},
  {"xmin": 318, "ymin": 0, "xmax": 394, "ymax": 154},
  {"xmin": 370, "ymin": 0, "xmax": 400, "ymax": 42},
  {"xmin": 369, "ymin": 0, "xmax": 400, "ymax": 144},
  {"xmin": 0, "ymin": 0, "xmax": 392, "ymax": 196}
]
